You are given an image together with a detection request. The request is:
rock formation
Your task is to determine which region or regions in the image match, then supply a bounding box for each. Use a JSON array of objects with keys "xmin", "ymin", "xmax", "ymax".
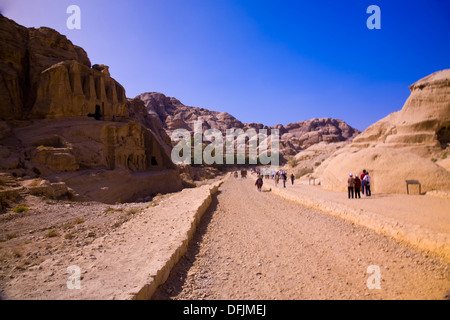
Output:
[
  {"xmin": 277, "ymin": 118, "xmax": 359, "ymax": 156},
  {"xmin": 136, "ymin": 92, "xmax": 359, "ymax": 161},
  {"xmin": 32, "ymin": 60, "xmax": 128, "ymax": 120},
  {"xmin": 319, "ymin": 69, "xmax": 450, "ymax": 194},
  {"xmin": 0, "ymin": 15, "xmax": 128, "ymax": 121},
  {"xmin": 136, "ymin": 92, "xmax": 246, "ymax": 135},
  {"xmin": 0, "ymin": 15, "xmax": 183, "ymax": 203}
]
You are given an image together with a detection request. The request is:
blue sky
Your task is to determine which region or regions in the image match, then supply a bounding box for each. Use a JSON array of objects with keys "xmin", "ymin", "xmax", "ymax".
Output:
[{"xmin": 2, "ymin": 0, "xmax": 449, "ymax": 130}]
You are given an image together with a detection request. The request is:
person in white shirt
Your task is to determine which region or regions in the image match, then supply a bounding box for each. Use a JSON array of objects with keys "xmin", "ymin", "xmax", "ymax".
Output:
[{"xmin": 363, "ymin": 172, "xmax": 371, "ymax": 196}]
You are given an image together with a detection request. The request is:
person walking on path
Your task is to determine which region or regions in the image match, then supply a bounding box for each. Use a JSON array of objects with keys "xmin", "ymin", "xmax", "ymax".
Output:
[
  {"xmin": 255, "ymin": 175, "xmax": 263, "ymax": 192},
  {"xmin": 354, "ymin": 174, "xmax": 361, "ymax": 199},
  {"xmin": 348, "ymin": 173, "xmax": 355, "ymax": 199},
  {"xmin": 281, "ymin": 172, "xmax": 287, "ymax": 188},
  {"xmin": 275, "ymin": 173, "xmax": 280, "ymax": 187},
  {"xmin": 290, "ymin": 174, "xmax": 295, "ymax": 185},
  {"xmin": 363, "ymin": 172, "xmax": 372, "ymax": 197},
  {"xmin": 361, "ymin": 170, "xmax": 367, "ymax": 195}
]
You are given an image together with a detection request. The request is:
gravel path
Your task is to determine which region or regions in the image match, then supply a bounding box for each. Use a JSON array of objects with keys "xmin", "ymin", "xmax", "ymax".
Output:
[{"xmin": 153, "ymin": 177, "xmax": 450, "ymax": 300}]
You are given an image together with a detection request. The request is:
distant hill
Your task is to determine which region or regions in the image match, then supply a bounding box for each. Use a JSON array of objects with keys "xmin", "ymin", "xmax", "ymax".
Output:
[{"xmin": 135, "ymin": 92, "xmax": 360, "ymax": 162}]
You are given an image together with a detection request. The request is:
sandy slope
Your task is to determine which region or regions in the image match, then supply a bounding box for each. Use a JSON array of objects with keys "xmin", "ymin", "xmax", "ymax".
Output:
[{"xmin": 153, "ymin": 177, "xmax": 449, "ymax": 300}]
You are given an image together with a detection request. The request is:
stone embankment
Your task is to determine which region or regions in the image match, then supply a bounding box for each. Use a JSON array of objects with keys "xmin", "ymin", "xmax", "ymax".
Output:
[
  {"xmin": 2, "ymin": 177, "xmax": 225, "ymax": 300},
  {"xmin": 266, "ymin": 179, "xmax": 450, "ymax": 263}
]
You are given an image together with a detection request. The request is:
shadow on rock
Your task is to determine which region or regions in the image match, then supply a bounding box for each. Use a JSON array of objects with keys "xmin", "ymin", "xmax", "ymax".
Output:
[{"xmin": 150, "ymin": 191, "xmax": 221, "ymax": 300}]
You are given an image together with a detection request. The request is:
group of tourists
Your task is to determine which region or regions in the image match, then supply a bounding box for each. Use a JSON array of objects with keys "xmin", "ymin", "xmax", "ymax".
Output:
[
  {"xmin": 233, "ymin": 170, "xmax": 248, "ymax": 178},
  {"xmin": 347, "ymin": 169, "xmax": 371, "ymax": 199},
  {"xmin": 254, "ymin": 169, "xmax": 296, "ymax": 192},
  {"xmin": 273, "ymin": 169, "xmax": 290, "ymax": 188}
]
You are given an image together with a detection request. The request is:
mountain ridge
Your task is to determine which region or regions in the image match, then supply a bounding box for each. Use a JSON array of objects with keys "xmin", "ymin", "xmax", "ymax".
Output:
[{"xmin": 136, "ymin": 91, "xmax": 360, "ymax": 159}]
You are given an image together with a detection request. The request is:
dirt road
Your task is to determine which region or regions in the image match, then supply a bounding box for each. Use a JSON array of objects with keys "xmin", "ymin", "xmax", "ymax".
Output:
[{"xmin": 153, "ymin": 177, "xmax": 449, "ymax": 300}]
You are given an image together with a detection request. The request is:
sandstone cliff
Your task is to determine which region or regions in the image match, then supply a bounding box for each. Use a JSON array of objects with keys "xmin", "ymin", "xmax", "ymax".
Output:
[
  {"xmin": 0, "ymin": 15, "xmax": 182, "ymax": 203},
  {"xmin": 0, "ymin": 15, "xmax": 128, "ymax": 121},
  {"xmin": 319, "ymin": 69, "xmax": 450, "ymax": 194}
]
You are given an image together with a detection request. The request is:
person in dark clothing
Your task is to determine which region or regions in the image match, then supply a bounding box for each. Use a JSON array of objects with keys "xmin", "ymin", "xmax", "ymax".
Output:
[
  {"xmin": 354, "ymin": 174, "xmax": 361, "ymax": 199},
  {"xmin": 255, "ymin": 176, "xmax": 263, "ymax": 192},
  {"xmin": 348, "ymin": 173, "xmax": 355, "ymax": 199},
  {"xmin": 290, "ymin": 174, "xmax": 295, "ymax": 185},
  {"xmin": 281, "ymin": 172, "xmax": 287, "ymax": 188}
]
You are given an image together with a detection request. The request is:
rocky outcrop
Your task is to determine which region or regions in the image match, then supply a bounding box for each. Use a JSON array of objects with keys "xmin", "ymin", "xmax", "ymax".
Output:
[
  {"xmin": 136, "ymin": 92, "xmax": 246, "ymax": 135},
  {"xmin": 6, "ymin": 117, "xmax": 178, "ymax": 184},
  {"xmin": 32, "ymin": 60, "xmax": 128, "ymax": 120},
  {"xmin": 136, "ymin": 92, "xmax": 359, "ymax": 160},
  {"xmin": 0, "ymin": 15, "xmax": 183, "ymax": 203},
  {"xmin": 278, "ymin": 118, "xmax": 359, "ymax": 156},
  {"xmin": 320, "ymin": 69, "xmax": 450, "ymax": 194},
  {"xmin": 352, "ymin": 69, "xmax": 450, "ymax": 152},
  {"xmin": 126, "ymin": 97, "xmax": 173, "ymax": 157},
  {"xmin": 0, "ymin": 14, "xmax": 128, "ymax": 121}
]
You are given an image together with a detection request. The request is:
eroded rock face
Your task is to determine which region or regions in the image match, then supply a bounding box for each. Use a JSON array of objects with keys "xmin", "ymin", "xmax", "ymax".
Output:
[
  {"xmin": 0, "ymin": 15, "xmax": 182, "ymax": 202},
  {"xmin": 32, "ymin": 60, "xmax": 128, "ymax": 120},
  {"xmin": 353, "ymin": 70, "xmax": 450, "ymax": 153},
  {"xmin": 320, "ymin": 69, "xmax": 450, "ymax": 194},
  {"xmin": 136, "ymin": 92, "xmax": 359, "ymax": 159},
  {"xmin": 136, "ymin": 92, "xmax": 246, "ymax": 135},
  {"xmin": 9, "ymin": 118, "xmax": 175, "ymax": 175},
  {"xmin": 278, "ymin": 118, "xmax": 359, "ymax": 156},
  {"xmin": 0, "ymin": 15, "xmax": 128, "ymax": 121},
  {"xmin": 126, "ymin": 97, "xmax": 173, "ymax": 157},
  {"xmin": 0, "ymin": 15, "xmax": 93, "ymax": 119}
]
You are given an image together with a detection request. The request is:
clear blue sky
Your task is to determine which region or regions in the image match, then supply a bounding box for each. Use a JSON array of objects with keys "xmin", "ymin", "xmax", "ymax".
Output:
[{"xmin": 2, "ymin": 0, "xmax": 449, "ymax": 131}]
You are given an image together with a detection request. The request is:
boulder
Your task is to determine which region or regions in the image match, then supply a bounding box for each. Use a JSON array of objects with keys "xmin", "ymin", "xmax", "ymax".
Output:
[
  {"xmin": 26, "ymin": 179, "xmax": 68, "ymax": 199},
  {"xmin": 31, "ymin": 147, "xmax": 79, "ymax": 173}
]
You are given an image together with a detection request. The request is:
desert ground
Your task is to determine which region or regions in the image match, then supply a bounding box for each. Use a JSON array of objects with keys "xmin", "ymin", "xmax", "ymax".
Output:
[
  {"xmin": 155, "ymin": 176, "xmax": 450, "ymax": 300},
  {"xmin": 0, "ymin": 174, "xmax": 449, "ymax": 300}
]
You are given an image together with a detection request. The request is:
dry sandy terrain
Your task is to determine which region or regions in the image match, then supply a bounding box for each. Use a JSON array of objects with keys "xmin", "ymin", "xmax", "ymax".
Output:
[
  {"xmin": 0, "ymin": 195, "xmax": 151, "ymax": 299},
  {"xmin": 0, "ymin": 175, "xmax": 223, "ymax": 300},
  {"xmin": 1, "ymin": 174, "xmax": 449, "ymax": 300},
  {"xmin": 153, "ymin": 177, "xmax": 450, "ymax": 300}
]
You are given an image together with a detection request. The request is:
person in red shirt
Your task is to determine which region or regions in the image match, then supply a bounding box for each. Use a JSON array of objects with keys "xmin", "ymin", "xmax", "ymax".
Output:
[
  {"xmin": 360, "ymin": 169, "xmax": 367, "ymax": 195},
  {"xmin": 354, "ymin": 174, "xmax": 362, "ymax": 199},
  {"xmin": 255, "ymin": 175, "xmax": 263, "ymax": 192}
]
